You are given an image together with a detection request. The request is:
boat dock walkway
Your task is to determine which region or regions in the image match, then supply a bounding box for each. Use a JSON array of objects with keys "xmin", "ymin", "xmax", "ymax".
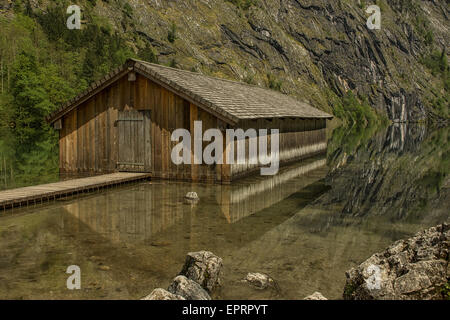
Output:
[{"xmin": 0, "ymin": 172, "xmax": 151, "ymax": 211}]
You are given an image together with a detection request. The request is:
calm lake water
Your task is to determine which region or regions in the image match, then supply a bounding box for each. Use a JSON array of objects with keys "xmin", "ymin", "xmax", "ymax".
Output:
[{"xmin": 0, "ymin": 124, "xmax": 448, "ymax": 299}]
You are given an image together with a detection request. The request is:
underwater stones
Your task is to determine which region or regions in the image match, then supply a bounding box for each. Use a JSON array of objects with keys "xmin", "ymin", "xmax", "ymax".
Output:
[
  {"xmin": 243, "ymin": 272, "xmax": 277, "ymax": 290},
  {"xmin": 180, "ymin": 251, "xmax": 223, "ymax": 292},
  {"xmin": 98, "ymin": 265, "xmax": 111, "ymax": 271},
  {"xmin": 185, "ymin": 192, "xmax": 199, "ymax": 201},
  {"xmin": 168, "ymin": 275, "xmax": 211, "ymax": 300},
  {"xmin": 184, "ymin": 192, "xmax": 199, "ymax": 205},
  {"xmin": 303, "ymin": 292, "xmax": 328, "ymax": 300},
  {"xmin": 344, "ymin": 223, "xmax": 449, "ymax": 300},
  {"xmin": 141, "ymin": 288, "xmax": 185, "ymax": 300}
]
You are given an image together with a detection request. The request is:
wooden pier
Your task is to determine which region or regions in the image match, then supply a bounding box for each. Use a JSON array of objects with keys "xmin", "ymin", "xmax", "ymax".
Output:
[{"xmin": 0, "ymin": 172, "xmax": 151, "ymax": 211}]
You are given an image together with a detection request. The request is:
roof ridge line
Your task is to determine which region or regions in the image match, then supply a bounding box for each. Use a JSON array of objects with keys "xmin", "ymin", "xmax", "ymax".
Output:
[
  {"xmin": 130, "ymin": 58, "xmax": 291, "ymax": 93},
  {"xmin": 133, "ymin": 61, "xmax": 239, "ymax": 124}
]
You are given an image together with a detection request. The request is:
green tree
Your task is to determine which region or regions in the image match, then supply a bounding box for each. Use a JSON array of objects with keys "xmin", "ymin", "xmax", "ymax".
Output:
[{"xmin": 10, "ymin": 51, "xmax": 52, "ymax": 147}]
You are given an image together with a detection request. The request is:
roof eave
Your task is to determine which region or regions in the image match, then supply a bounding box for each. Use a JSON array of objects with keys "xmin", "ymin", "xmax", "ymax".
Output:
[
  {"xmin": 46, "ymin": 62, "xmax": 134, "ymax": 124},
  {"xmin": 47, "ymin": 59, "xmax": 238, "ymax": 126}
]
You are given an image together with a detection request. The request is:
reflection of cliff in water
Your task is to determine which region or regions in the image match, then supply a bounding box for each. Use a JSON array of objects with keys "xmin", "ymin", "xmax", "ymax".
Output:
[
  {"xmin": 220, "ymin": 124, "xmax": 449, "ymax": 299},
  {"xmin": 317, "ymin": 124, "xmax": 448, "ymax": 223}
]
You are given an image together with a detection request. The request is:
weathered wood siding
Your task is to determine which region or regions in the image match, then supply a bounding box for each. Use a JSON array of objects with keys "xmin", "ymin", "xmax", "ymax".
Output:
[
  {"xmin": 59, "ymin": 74, "xmax": 226, "ymax": 182},
  {"xmin": 229, "ymin": 118, "xmax": 327, "ymax": 179},
  {"xmin": 59, "ymin": 73, "xmax": 328, "ymax": 183}
]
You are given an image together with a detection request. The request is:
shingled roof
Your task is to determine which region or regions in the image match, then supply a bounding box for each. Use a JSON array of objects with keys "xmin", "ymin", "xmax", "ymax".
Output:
[{"xmin": 47, "ymin": 59, "xmax": 333, "ymax": 124}]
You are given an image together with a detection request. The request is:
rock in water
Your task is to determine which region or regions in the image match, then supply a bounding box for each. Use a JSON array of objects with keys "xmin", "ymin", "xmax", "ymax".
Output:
[
  {"xmin": 141, "ymin": 288, "xmax": 185, "ymax": 300},
  {"xmin": 184, "ymin": 192, "xmax": 200, "ymax": 205},
  {"xmin": 343, "ymin": 223, "xmax": 449, "ymax": 300},
  {"xmin": 303, "ymin": 292, "xmax": 328, "ymax": 300},
  {"xmin": 168, "ymin": 275, "xmax": 211, "ymax": 300},
  {"xmin": 180, "ymin": 251, "xmax": 223, "ymax": 292},
  {"xmin": 243, "ymin": 272, "xmax": 277, "ymax": 290},
  {"xmin": 185, "ymin": 192, "xmax": 199, "ymax": 201}
]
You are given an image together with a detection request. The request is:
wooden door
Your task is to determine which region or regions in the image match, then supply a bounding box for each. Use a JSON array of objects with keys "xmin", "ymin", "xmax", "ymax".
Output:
[{"xmin": 117, "ymin": 110, "xmax": 151, "ymax": 172}]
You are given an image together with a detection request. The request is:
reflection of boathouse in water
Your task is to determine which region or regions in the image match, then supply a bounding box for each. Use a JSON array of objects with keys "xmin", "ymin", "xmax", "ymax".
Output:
[
  {"xmin": 63, "ymin": 156, "xmax": 327, "ymax": 243},
  {"xmin": 48, "ymin": 59, "xmax": 332, "ymax": 183}
]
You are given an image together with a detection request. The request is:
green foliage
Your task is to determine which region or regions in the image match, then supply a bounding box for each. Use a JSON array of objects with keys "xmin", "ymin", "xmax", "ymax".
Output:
[
  {"xmin": 327, "ymin": 120, "xmax": 380, "ymax": 161},
  {"xmin": 440, "ymin": 281, "xmax": 450, "ymax": 300},
  {"xmin": 421, "ymin": 50, "xmax": 449, "ymax": 81},
  {"xmin": 243, "ymin": 73, "xmax": 256, "ymax": 85},
  {"xmin": 343, "ymin": 283, "xmax": 357, "ymax": 299},
  {"xmin": 81, "ymin": 25, "xmax": 135, "ymax": 81},
  {"xmin": 0, "ymin": 4, "xmax": 141, "ymax": 188},
  {"xmin": 168, "ymin": 22, "xmax": 177, "ymax": 43},
  {"xmin": 168, "ymin": 58, "xmax": 177, "ymax": 68},
  {"xmin": 31, "ymin": 2, "xmax": 135, "ymax": 83},
  {"xmin": 398, "ymin": 0, "xmax": 434, "ymax": 46},
  {"xmin": 431, "ymin": 96, "xmax": 449, "ymax": 118},
  {"xmin": 332, "ymin": 91, "xmax": 382, "ymax": 127},
  {"xmin": 138, "ymin": 43, "xmax": 158, "ymax": 64},
  {"xmin": 421, "ymin": 49, "xmax": 450, "ymax": 117},
  {"xmin": 10, "ymin": 51, "xmax": 52, "ymax": 146},
  {"xmin": 375, "ymin": 0, "xmax": 387, "ymax": 12},
  {"xmin": 226, "ymin": 0, "xmax": 258, "ymax": 10},
  {"xmin": 266, "ymin": 73, "xmax": 282, "ymax": 91},
  {"xmin": 123, "ymin": 3, "xmax": 133, "ymax": 18}
]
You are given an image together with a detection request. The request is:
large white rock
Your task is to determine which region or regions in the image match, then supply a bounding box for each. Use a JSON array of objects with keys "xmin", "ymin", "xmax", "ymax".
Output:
[
  {"xmin": 303, "ymin": 292, "xmax": 328, "ymax": 300},
  {"xmin": 180, "ymin": 251, "xmax": 223, "ymax": 292},
  {"xmin": 344, "ymin": 223, "xmax": 449, "ymax": 300},
  {"xmin": 141, "ymin": 288, "xmax": 185, "ymax": 300}
]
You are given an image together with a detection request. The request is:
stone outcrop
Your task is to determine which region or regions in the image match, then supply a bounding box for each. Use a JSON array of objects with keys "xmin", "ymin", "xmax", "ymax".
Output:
[
  {"xmin": 167, "ymin": 275, "xmax": 211, "ymax": 300},
  {"xmin": 179, "ymin": 251, "xmax": 223, "ymax": 292},
  {"xmin": 343, "ymin": 223, "xmax": 449, "ymax": 300},
  {"xmin": 303, "ymin": 292, "xmax": 328, "ymax": 300},
  {"xmin": 141, "ymin": 288, "xmax": 185, "ymax": 300},
  {"xmin": 143, "ymin": 251, "xmax": 222, "ymax": 300}
]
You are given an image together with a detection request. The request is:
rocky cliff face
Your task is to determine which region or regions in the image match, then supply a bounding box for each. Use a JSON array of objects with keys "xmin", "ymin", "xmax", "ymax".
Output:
[{"xmin": 8, "ymin": 0, "xmax": 449, "ymax": 121}]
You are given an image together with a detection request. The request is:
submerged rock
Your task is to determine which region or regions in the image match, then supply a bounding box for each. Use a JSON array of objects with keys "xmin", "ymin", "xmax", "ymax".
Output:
[
  {"xmin": 98, "ymin": 265, "xmax": 111, "ymax": 271},
  {"xmin": 168, "ymin": 275, "xmax": 211, "ymax": 300},
  {"xmin": 343, "ymin": 223, "xmax": 449, "ymax": 300},
  {"xmin": 303, "ymin": 292, "xmax": 328, "ymax": 300},
  {"xmin": 243, "ymin": 272, "xmax": 277, "ymax": 290},
  {"xmin": 184, "ymin": 192, "xmax": 200, "ymax": 205},
  {"xmin": 141, "ymin": 288, "xmax": 185, "ymax": 300},
  {"xmin": 185, "ymin": 192, "xmax": 199, "ymax": 201},
  {"xmin": 180, "ymin": 251, "xmax": 223, "ymax": 292}
]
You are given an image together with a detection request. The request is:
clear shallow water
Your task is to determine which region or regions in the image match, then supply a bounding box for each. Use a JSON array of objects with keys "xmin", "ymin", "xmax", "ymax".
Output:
[{"xmin": 0, "ymin": 124, "xmax": 448, "ymax": 299}]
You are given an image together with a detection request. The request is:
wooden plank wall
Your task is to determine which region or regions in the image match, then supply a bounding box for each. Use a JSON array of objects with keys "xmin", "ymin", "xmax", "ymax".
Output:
[
  {"xmin": 230, "ymin": 118, "xmax": 327, "ymax": 179},
  {"xmin": 59, "ymin": 73, "xmax": 327, "ymax": 183},
  {"xmin": 60, "ymin": 76, "xmax": 130, "ymax": 174},
  {"xmin": 59, "ymin": 74, "xmax": 225, "ymax": 182}
]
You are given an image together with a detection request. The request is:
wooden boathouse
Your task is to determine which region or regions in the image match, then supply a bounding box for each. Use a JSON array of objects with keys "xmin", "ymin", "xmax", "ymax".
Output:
[{"xmin": 47, "ymin": 59, "xmax": 333, "ymax": 183}]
